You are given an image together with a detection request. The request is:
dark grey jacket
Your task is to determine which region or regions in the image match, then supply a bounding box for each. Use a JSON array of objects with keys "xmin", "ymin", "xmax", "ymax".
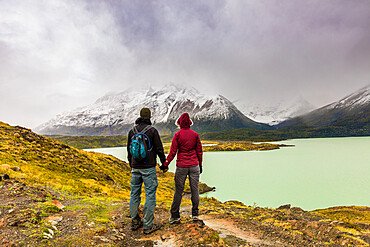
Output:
[{"xmin": 127, "ymin": 117, "xmax": 166, "ymax": 169}]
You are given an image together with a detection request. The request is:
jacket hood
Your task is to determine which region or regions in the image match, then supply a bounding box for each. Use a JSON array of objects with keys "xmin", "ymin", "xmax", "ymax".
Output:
[
  {"xmin": 176, "ymin": 113, "xmax": 193, "ymax": 128},
  {"xmin": 135, "ymin": 117, "xmax": 152, "ymax": 125}
]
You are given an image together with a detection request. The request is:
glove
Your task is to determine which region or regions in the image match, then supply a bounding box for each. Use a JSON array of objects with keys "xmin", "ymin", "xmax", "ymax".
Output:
[
  {"xmin": 199, "ymin": 165, "xmax": 203, "ymax": 174},
  {"xmin": 159, "ymin": 165, "xmax": 168, "ymax": 173}
]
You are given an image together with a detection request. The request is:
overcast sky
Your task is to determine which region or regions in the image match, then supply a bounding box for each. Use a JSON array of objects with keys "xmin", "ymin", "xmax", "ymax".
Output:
[{"xmin": 1, "ymin": 0, "xmax": 369, "ymax": 128}]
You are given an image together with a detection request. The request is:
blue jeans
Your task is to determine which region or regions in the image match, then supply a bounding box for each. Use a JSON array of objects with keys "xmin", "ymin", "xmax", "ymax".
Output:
[{"xmin": 129, "ymin": 167, "xmax": 158, "ymax": 230}]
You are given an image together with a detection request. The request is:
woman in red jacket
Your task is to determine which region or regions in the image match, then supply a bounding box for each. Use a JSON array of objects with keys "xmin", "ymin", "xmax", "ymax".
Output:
[{"xmin": 162, "ymin": 113, "xmax": 203, "ymax": 223}]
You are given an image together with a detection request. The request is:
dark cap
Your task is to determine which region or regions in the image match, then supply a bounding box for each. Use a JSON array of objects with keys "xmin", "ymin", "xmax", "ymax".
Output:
[{"xmin": 140, "ymin": 108, "xmax": 151, "ymax": 118}]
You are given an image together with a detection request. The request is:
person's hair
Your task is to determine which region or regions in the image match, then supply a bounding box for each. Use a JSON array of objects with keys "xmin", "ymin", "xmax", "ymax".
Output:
[{"xmin": 140, "ymin": 108, "xmax": 151, "ymax": 118}]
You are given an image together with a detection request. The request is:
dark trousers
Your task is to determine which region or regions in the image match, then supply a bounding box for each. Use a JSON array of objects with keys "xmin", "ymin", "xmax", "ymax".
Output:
[{"xmin": 170, "ymin": 165, "xmax": 200, "ymax": 218}]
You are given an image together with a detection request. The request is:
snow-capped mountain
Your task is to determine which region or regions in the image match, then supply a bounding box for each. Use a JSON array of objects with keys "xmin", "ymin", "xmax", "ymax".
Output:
[
  {"xmin": 278, "ymin": 84, "xmax": 370, "ymax": 129},
  {"xmin": 324, "ymin": 85, "xmax": 370, "ymax": 110},
  {"xmin": 35, "ymin": 83, "xmax": 270, "ymax": 136},
  {"xmin": 235, "ymin": 96, "xmax": 315, "ymax": 125}
]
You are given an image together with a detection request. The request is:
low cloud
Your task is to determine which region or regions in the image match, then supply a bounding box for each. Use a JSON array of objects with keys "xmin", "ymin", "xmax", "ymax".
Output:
[{"xmin": 0, "ymin": 0, "xmax": 369, "ymax": 128}]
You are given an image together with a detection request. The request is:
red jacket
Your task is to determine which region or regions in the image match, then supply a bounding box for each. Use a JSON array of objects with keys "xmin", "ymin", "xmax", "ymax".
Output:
[{"xmin": 164, "ymin": 113, "xmax": 203, "ymax": 168}]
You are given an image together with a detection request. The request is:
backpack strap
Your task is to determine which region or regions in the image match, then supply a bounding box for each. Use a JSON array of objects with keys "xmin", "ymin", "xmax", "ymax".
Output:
[
  {"xmin": 140, "ymin": 125, "xmax": 152, "ymax": 134},
  {"xmin": 132, "ymin": 125, "xmax": 152, "ymax": 135},
  {"xmin": 141, "ymin": 126, "xmax": 153, "ymax": 152},
  {"xmin": 132, "ymin": 126, "xmax": 139, "ymax": 135}
]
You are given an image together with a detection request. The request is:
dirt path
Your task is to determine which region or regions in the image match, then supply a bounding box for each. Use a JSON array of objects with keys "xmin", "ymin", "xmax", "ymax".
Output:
[
  {"xmin": 200, "ymin": 215, "xmax": 280, "ymax": 246},
  {"xmin": 179, "ymin": 204, "xmax": 278, "ymax": 246}
]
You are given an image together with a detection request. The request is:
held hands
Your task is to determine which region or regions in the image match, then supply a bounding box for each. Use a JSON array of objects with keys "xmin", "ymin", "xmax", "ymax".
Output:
[{"xmin": 159, "ymin": 164, "xmax": 168, "ymax": 173}]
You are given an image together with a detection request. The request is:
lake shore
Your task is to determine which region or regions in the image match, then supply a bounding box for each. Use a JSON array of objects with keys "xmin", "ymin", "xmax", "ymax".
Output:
[
  {"xmin": 1, "ymin": 123, "xmax": 369, "ymax": 246},
  {"xmin": 50, "ymin": 134, "xmax": 290, "ymax": 152},
  {"xmin": 85, "ymin": 137, "xmax": 370, "ymax": 211},
  {"xmin": 200, "ymin": 141, "xmax": 292, "ymax": 152}
]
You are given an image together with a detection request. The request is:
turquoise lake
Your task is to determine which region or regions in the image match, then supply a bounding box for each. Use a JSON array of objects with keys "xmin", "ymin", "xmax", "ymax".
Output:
[{"xmin": 86, "ymin": 137, "xmax": 370, "ymax": 210}]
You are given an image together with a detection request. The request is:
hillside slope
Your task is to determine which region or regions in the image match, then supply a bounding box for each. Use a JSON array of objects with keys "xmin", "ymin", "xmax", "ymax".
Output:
[
  {"xmin": 0, "ymin": 121, "xmax": 220, "ymax": 246},
  {"xmin": 0, "ymin": 121, "xmax": 133, "ymax": 198},
  {"xmin": 278, "ymin": 85, "xmax": 370, "ymax": 133}
]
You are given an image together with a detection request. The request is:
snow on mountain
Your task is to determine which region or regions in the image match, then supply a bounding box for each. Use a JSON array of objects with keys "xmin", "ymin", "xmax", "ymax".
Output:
[
  {"xmin": 35, "ymin": 83, "xmax": 266, "ymax": 135},
  {"xmin": 236, "ymin": 96, "xmax": 315, "ymax": 125},
  {"xmin": 40, "ymin": 84, "xmax": 233, "ymax": 127},
  {"xmin": 277, "ymin": 84, "xmax": 370, "ymax": 129},
  {"xmin": 325, "ymin": 84, "xmax": 370, "ymax": 110}
]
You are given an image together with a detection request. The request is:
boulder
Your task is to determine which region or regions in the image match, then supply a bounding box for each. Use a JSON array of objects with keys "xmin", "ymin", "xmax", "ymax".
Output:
[
  {"xmin": 277, "ymin": 204, "xmax": 291, "ymax": 210},
  {"xmin": 47, "ymin": 228, "xmax": 54, "ymax": 236},
  {"xmin": 11, "ymin": 167, "xmax": 21, "ymax": 172},
  {"xmin": 45, "ymin": 215, "xmax": 63, "ymax": 226},
  {"xmin": 43, "ymin": 232, "xmax": 53, "ymax": 239},
  {"xmin": 51, "ymin": 200, "xmax": 65, "ymax": 210}
]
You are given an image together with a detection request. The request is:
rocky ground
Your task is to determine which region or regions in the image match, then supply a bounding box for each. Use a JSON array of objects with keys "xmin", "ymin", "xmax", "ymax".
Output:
[
  {"xmin": 1, "ymin": 177, "xmax": 369, "ymax": 246},
  {"xmin": 0, "ymin": 177, "xmax": 222, "ymax": 246},
  {"xmin": 199, "ymin": 199, "xmax": 370, "ymax": 246}
]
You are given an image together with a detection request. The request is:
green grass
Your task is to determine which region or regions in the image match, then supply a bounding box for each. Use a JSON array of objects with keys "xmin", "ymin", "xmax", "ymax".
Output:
[
  {"xmin": 0, "ymin": 121, "xmax": 176, "ymax": 204},
  {"xmin": 49, "ymin": 134, "xmax": 174, "ymax": 149},
  {"xmin": 48, "ymin": 135, "xmax": 128, "ymax": 149}
]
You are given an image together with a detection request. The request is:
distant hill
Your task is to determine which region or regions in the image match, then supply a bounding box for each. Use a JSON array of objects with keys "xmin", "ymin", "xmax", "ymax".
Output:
[
  {"xmin": 236, "ymin": 96, "xmax": 315, "ymax": 125},
  {"xmin": 277, "ymin": 85, "xmax": 370, "ymax": 134},
  {"xmin": 35, "ymin": 83, "xmax": 271, "ymax": 136},
  {"xmin": 202, "ymin": 85, "xmax": 370, "ymax": 141}
]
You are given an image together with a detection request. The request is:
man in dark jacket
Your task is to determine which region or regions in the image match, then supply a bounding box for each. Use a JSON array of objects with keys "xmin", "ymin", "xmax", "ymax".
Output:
[{"xmin": 127, "ymin": 107, "xmax": 166, "ymax": 234}]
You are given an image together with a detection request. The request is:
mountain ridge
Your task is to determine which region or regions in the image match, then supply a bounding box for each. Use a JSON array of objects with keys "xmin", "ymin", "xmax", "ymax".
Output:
[
  {"xmin": 35, "ymin": 83, "xmax": 271, "ymax": 136},
  {"xmin": 236, "ymin": 96, "xmax": 315, "ymax": 125},
  {"xmin": 34, "ymin": 83, "xmax": 370, "ymax": 137},
  {"xmin": 278, "ymin": 84, "xmax": 370, "ymax": 130}
]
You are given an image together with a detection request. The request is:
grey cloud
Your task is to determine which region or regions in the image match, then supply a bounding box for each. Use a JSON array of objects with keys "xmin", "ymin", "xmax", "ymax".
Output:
[
  {"xmin": 104, "ymin": 0, "xmax": 226, "ymax": 48},
  {"xmin": 0, "ymin": 0, "xmax": 369, "ymax": 128}
]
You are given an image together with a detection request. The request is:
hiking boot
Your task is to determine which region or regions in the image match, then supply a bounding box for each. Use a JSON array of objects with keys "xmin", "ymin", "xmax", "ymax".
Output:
[
  {"xmin": 169, "ymin": 217, "xmax": 181, "ymax": 224},
  {"xmin": 143, "ymin": 223, "xmax": 162, "ymax": 234},
  {"xmin": 192, "ymin": 216, "xmax": 200, "ymax": 221},
  {"xmin": 131, "ymin": 220, "xmax": 143, "ymax": 231}
]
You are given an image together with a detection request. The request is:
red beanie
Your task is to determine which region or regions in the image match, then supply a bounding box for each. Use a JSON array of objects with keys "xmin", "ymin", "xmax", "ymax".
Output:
[{"xmin": 177, "ymin": 113, "xmax": 193, "ymax": 128}]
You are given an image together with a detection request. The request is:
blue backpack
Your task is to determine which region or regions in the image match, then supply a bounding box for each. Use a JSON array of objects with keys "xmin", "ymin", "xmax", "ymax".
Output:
[{"xmin": 129, "ymin": 125, "xmax": 152, "ymax": 164}]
